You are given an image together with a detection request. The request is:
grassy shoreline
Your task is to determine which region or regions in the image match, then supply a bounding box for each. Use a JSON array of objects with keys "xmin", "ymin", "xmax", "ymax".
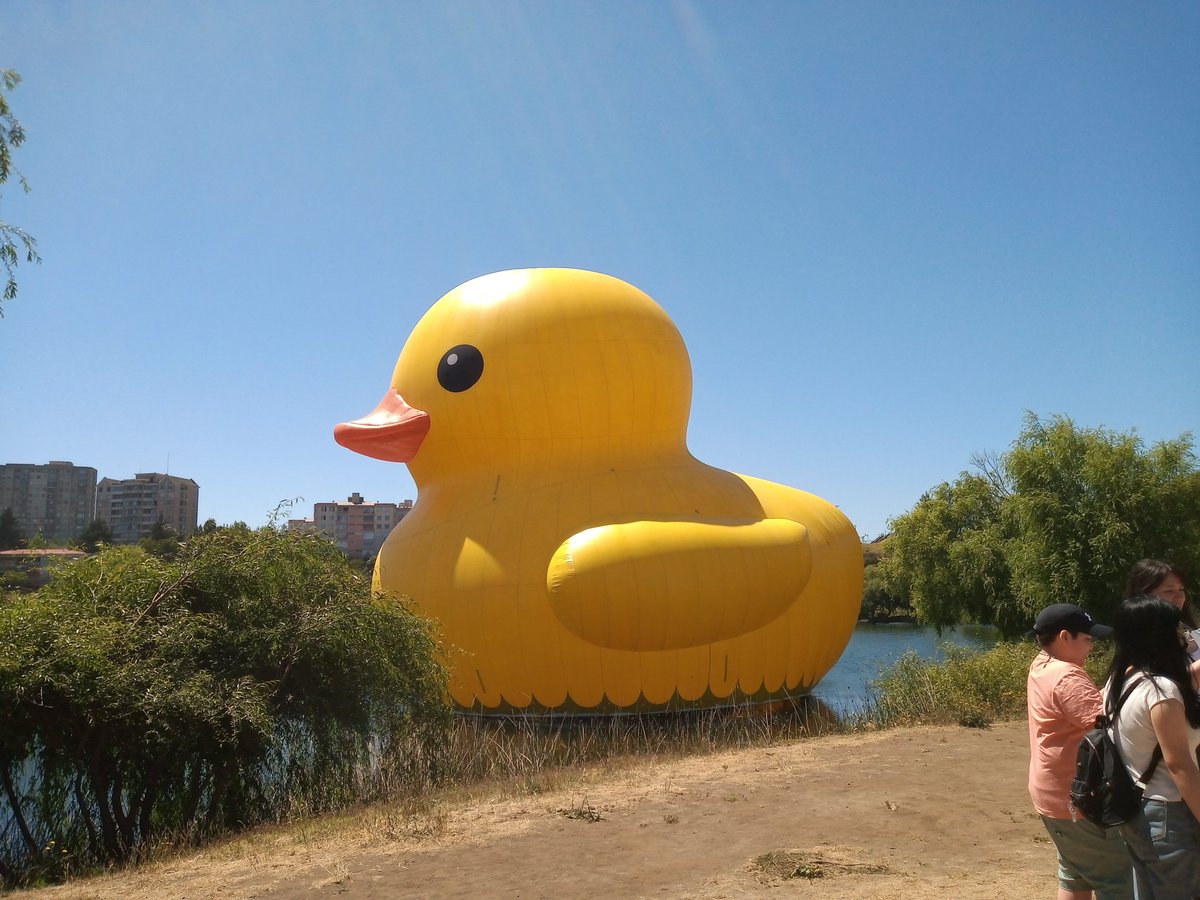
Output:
[{"xmin": 5, "ymin": 638, "xmax": 1064, "ymax": 892}]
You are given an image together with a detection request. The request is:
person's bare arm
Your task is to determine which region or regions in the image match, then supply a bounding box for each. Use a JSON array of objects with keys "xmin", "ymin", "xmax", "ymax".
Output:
[{"xmin": 1150, "ymin": 698, "xmax": 1200, "ymax": 821}]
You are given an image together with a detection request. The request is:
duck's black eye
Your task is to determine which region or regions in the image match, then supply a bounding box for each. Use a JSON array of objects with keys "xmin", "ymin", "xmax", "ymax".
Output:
[{"xmin": 437, "ymin": 344, "xmax": 484, "ymax": 393}]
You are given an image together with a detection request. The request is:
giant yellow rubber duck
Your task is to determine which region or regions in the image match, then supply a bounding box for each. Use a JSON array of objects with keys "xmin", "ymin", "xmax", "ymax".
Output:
[{"xmin": 335, "ymin": 268, "xmax": 862, "ymax": 713}]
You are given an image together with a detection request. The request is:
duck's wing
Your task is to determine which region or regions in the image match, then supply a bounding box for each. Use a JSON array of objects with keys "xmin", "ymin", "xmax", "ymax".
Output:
[{"xmin": 546, "ymin": 518, "xmax": 811, "ymax": 651}]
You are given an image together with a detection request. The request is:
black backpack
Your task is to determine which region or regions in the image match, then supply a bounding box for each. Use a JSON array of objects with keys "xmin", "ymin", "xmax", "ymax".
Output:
[{"xmin": 1068, "ymin": 678, "xmax": 1163, "ymax": 828}]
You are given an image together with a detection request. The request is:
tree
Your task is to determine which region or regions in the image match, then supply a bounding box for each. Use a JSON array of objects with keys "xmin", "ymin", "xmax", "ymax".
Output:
[
  {"xmin": 1005, "ymin": 414, "xmax": 1200, "ymax": 622},
  {"xmin": 880, "ymin": 473, "xmax": 1015, "ymax": 631},
  {"xmin": 0, "ymin": 508, "xmax": 22, "ymax": 550},
  {"xmin": 0, "ymin": 69, "xmax": 40, "ymax": 314},
  {"xmin": 859, "ymin": 537, "xmax": 911, "ymax": 622},
  {"xmin": 76, "ymin": 518, "xmax": 113, "ymax": 553},
  {"xmin": 0, "ymin": 526, "xmax": 450, "ymax": 885},
  {"xmin": 138, "ymin": 518, "xmax": 180, "ymax": 559},
  {"xmin": 882, "ymin": 414, "xmax": 1200, "ymax": 636}
]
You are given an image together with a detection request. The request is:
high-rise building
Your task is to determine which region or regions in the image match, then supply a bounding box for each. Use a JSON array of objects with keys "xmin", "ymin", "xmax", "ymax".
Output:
[
  {"xmin": 95, "ymin": 473, "xmax": 200, "ymax": 544},
  {"xmin": 0, "ymin": 461, "xmax": 98, "ymax": 543},
  {"xmin": 290, "ymin": 492, "xmax": 413, "ymax": 561}
]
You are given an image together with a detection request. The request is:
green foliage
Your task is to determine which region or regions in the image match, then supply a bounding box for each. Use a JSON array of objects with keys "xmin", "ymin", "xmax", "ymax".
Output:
[
  {"xmin": 1005, "ymin": 415, "xmax": 1200, "ymax": 624},
  {"xmin": 0, "ymin": 69, "xmax": 41, "ymax": 312},
  {"xmin": 0, "ymin": 70, "xmax": 25, "ymax": 186},
  {"xmin": 859, "ymin": 539, "xmax": 913, "ymax": 622},
  {"xmin": 0, "ymin": 508, "xmax": 22, "ymax": 550},
  {"xmin": 860, "ymin": 561, "xmax": 908, "ymax": 622},
  {"xmin": 75, "ymin": 519, "xmax": 113, "ymax": 554},
  {"xmin": 23, "ymin": 532, "xmax": 51, "ymax": 550},
  {"xmin": 870, "ymin": 641, "xmax": 1035, "ymax": 727},
  {"xmin": 0, "ymin": 527, "xmax": 450, "ymax": 886},
  {"xmin": 882, "ymin": 414, "xmax": 1200, "ymax": 635},
  {"xmin": 868, "ymin": 638, "xmax": 1113, "ymax": 730},
  {"xmin": 138, "ymin": 519, "xmax": 181, "ymax": 559},
  {"xmin": 859, "ymin": 562, "xmax": 891, "ymax": 621},
  {"xmin": 880, "ymin": 473, "xmax": 1015, "ymax": 631}
]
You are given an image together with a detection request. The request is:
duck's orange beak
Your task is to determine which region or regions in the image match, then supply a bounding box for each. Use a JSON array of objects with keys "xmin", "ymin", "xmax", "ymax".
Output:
[{"xmin": 334, "ymin": 389, "xmax": 430, "ymax": 463}]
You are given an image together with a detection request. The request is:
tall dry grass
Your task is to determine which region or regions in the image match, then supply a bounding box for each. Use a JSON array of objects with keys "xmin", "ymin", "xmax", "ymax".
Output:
[
  {"xmin": 866, "ymin": 639, "xmax": 1113, "ymax": 728},
  {"xmin": 434, "ymin": 696, "xmax": 846, "ymax": 796},
  {"xmin": 19, "ymin": 639, "xmax": 1060, "ymax": 888}
]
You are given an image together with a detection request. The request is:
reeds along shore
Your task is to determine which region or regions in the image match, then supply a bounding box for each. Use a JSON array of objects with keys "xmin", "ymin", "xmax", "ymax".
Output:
[
  {"xmin": 2, "ymin": 639, "xmax": 1058, "ymax": 889},
  {"xmin": 440, "ymin": 637, "xmax": 1072, "ymax": 784}
]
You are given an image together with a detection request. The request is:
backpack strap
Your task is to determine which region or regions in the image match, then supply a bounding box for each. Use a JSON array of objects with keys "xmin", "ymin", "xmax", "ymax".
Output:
[
  {"xmin": 1109, "ymin": 675, "xmax": 1163, "ymax": 788},
  {"xmin": 1135, "ymin": 745, "xmax": 1163, "ymax": 789},
  {"xmin": 1105, "ymin": 678, "xmax": 1142, "ymax": 719}
]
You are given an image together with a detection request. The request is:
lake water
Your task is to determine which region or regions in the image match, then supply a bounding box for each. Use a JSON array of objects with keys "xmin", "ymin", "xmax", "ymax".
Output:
[{"xmin": 810, "ymin": 622, "xmax": 999, "ymax": 714}]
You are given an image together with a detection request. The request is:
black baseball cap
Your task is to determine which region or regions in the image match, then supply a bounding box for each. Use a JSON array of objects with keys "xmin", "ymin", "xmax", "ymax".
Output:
[{"xmin": 1032, "ymin": 603, "xmax": 1113, "ymax": 638}]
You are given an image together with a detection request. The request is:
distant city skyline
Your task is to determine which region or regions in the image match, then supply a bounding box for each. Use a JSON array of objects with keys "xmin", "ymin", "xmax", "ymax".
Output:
[
  {"xmin": 1, "ymin": 460, "xmax": 203, "ymax": 544},
  {"xmin": 1, "ymin": 457, "xmax": 415, "ymax": 548}
]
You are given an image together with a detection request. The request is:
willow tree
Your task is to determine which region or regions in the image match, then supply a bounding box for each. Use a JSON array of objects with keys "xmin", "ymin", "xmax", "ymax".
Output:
[
  {"xmin": 1005, "ymin": 414, "xmax": 1200, "ymax": 622},
  {"xmin": 880, "ymin": 472, "xmax": 1015, "ymax": 632},
  {"xmin": 881, "ymin": 414, "xmax": 1200, "ymax": 636}
]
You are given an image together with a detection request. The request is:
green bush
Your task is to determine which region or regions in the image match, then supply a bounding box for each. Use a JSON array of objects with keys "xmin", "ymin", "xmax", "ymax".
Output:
[
  {"xmin": 866, "ymin": 639, "xmax": 1115, "ymax": 728},
  {"xmin": 868, "ymin": 642, "xmax": 1037, "ymax": 727},
  {"xmin": 869, "ymin": 641, "xmax": 1024, "ymax": 727},
  {"xmin": 0, "ymin": 526, "xmax": 450, "ymax": 886}
]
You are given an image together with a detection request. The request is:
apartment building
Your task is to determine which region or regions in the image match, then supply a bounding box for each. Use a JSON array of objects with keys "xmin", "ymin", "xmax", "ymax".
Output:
[
  {"xmin": 95, "ymin": 472, "xmax": 200, "ymax": 544},
  {"xmin": 0, "ymin": 461, "xmax": 98, "ymax": 543},
  {"xmin": 291, "ymin": 492, "xmax": 413, "ymax": 561}
]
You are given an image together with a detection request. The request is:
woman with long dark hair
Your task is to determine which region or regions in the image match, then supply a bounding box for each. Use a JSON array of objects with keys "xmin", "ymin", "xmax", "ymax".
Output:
[{"xmin": 1108, "ymin": 595, "xmax": 1200, "ymax": 899}]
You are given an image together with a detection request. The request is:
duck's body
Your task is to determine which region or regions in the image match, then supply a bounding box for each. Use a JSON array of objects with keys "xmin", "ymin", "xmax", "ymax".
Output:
[{"xmin": 336, "ymin": 269, "xmax": 861, "ymax": 713}]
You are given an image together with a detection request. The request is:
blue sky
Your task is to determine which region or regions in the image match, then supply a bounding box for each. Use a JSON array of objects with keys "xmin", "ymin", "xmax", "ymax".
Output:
[{"xmin": 2, "ymin": 2, "xmax": 1197, "ymax": 541}]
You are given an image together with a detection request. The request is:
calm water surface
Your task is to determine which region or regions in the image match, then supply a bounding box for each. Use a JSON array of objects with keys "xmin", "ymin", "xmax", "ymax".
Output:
[{"xmin": 811, "ymin": 622, "xmax": 999, "ymax": 714}]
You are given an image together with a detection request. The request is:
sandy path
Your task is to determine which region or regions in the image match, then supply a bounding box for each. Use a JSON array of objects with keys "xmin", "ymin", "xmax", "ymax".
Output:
[{"xmin": 23, "ymin": 719, "xmax": 1054, "ymax": 899}]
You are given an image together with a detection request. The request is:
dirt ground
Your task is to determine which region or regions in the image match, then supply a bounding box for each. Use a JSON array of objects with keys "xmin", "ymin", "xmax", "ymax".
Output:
[{"xmin": 22, "ymin": 718, "xmax": 1056, "ymax": 899}]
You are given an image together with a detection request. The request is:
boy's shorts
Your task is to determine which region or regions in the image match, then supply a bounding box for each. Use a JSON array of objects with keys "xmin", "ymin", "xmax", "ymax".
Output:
[{"xmin": 1041, "ymin": 815, "xmax": 1133, "ymax": 899}]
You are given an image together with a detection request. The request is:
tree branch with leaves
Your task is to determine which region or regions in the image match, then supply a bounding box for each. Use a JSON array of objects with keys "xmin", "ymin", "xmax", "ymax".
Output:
[{"xmin": 1, "ymin": 69, "xmax": 41, "ymax": 314}]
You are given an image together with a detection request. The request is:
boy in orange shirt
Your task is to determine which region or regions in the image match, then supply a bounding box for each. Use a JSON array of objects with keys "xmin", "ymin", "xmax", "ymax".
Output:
[{"xmin": 1027, "ymin": 603, "xmax": 1132, "ymax": 900}]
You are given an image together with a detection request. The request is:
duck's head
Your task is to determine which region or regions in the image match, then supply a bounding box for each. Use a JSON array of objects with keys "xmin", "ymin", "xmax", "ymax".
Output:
[{"xmin": 335, "ymin": 268, "xmax": 693, "ymax": 483}]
